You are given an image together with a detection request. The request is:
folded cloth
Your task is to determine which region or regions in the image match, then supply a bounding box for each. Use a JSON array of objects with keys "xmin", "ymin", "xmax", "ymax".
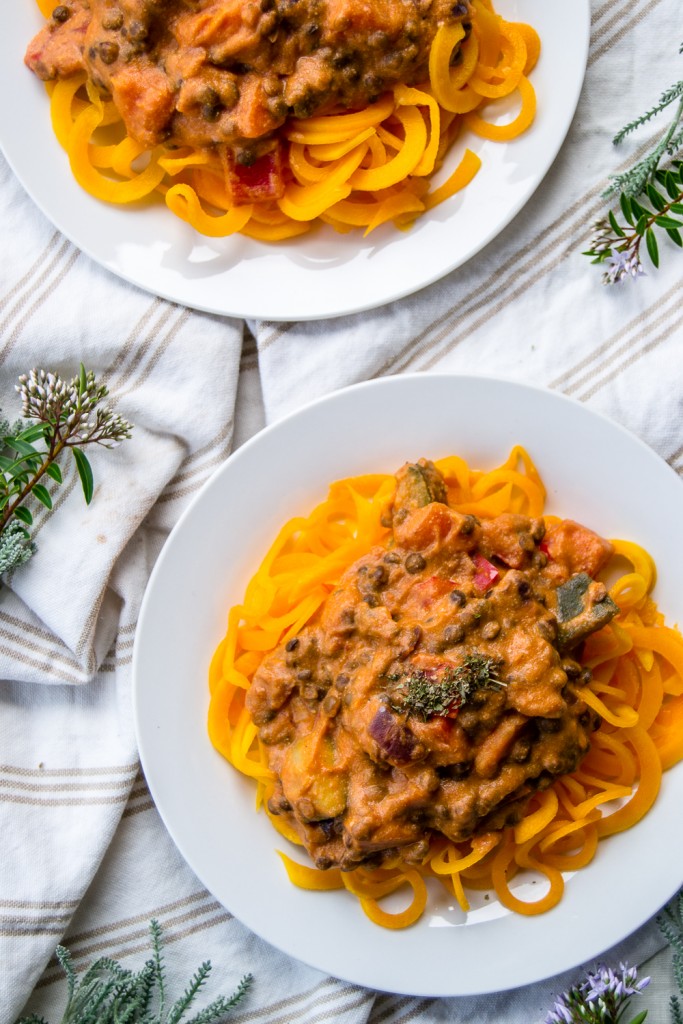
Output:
[
  {"xmin": 3, "ymin": 0, "xmax": 683, "ymax": 1020},
  {"xmin": 0, "ymin": 156, "xmax": 250, "ymax": 1015}
]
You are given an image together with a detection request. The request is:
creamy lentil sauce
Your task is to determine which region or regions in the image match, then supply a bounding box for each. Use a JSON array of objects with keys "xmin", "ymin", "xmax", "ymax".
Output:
[
  {"xmin": 246, "ymin": 460, "xmax": 619, "ymax": 872},
  {"xmin": 25, "ymin": 0, "xmax": 471, "ymax": 164}
]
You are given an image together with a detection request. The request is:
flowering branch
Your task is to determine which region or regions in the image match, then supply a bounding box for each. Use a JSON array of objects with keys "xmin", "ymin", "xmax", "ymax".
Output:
[
  {"xmin": 585, "ymin": 165, "xmax": 683, "ymax": 283},
  {"xmin": 0, "ymin": 365, "xmax": 132, "ymax": 578},
  {"xmin": 584, "ymin": 42, "xmax": 683, "ymax": 282},
  {"xmin": 545, "ymin": 962, "xmax": 649, "ymax": 1024},
  {"xmin": 546, "ymin": 887, "xmax": 683, "ymax": 1024}
]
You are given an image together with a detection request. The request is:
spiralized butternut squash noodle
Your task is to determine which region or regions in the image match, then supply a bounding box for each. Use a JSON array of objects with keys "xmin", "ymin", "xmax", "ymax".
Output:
[
  {"xmin": 209, "ymin": 448, "xmax": 683, "ymax": 929},
  {"xmin": 35, "ymin": 0, "xmax": 539, "ymax": 239}
]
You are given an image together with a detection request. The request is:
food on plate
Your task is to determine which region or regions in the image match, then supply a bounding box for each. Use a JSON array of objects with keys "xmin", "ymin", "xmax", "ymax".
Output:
[
  {"xmin": 25, "ymin": 0, "xmax": 540, "ymax": 238},
  {"xmin": 209, "ymin": 450, "xmax": 683, "ymax": 926},
  {"xmin": 248, "ymin": 467, "xmax": 616, "ymax": 862},
  {"xmin": 27, "ymin": 0, "xmax": 474, "ymax": 155}
]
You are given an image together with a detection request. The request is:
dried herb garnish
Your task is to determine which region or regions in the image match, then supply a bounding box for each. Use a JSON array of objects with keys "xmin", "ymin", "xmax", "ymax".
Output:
[{"xmin": 389, "ymin": 653, "xmax": 505, "ymax": 721}]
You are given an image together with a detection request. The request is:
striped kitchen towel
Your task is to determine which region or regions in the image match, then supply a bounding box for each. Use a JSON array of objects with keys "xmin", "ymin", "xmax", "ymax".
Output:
[{"xmin": 0, "ymin": 163, "xmax": 251, "ymax": 1015}]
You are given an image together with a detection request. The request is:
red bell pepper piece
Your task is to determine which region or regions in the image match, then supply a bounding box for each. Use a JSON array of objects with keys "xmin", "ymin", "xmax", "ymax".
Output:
[
  {"xmin": 227, "ymin": 148, "xmax": 285, "ymax": 204},
  {"xmin": 472, "ymin": 554, "xmax": 500, "ymax": 593}
]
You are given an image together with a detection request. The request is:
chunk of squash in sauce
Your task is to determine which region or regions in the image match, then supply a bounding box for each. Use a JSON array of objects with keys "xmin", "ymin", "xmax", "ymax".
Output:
[{"xmin": 282, "ymin": 732, "xmax": 348, "ymax": 820}]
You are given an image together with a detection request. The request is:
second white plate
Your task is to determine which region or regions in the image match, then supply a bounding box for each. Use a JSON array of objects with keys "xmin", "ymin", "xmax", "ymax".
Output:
[{"xmin": 1, "ymin": 2, "xmax": 589, "ymax": 319}]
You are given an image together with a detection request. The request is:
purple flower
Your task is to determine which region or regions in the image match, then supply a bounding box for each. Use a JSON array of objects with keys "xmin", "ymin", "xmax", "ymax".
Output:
[
  {"xmin": 545, "ymin": 998, "xmax": 574, "ymax": 1024},
  {"xmin": 545, "ymin": 962, "xmax": 649, "ymax": 1024},
  {"xmin": 601, "ymin": 247, "xmax": 646, "ymax": 285}
]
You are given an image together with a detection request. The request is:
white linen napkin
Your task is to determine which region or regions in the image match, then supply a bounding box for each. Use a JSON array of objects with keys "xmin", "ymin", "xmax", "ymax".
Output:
[{"xmin": 4, "ymin": 0, "xmax": 683, "ymax": 1020}]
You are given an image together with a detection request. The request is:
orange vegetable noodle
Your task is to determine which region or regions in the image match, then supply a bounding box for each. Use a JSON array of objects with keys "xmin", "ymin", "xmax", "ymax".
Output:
[
  {"xmin": 209, "ymin": 448, "xmax": 683, "ymax": 928},
  {"xmin": 32, "ymin": 0, "xmax": 540, "ymax": 239}
]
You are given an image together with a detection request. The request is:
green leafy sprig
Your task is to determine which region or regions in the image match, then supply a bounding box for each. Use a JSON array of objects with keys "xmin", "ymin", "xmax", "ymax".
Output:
[
  {"xmin": 586, "ymin": 163, "xmax": 683, "ymax": 282},
  {"xmin": 545, "ymin": 886, "xmax": 683, "ymax": 1024},
  {"xmin": 0, "ymin": 366, "xmax": 132, "ymax": 577},
  {"xmin": 585, "ymin": 44, "xmax": 683, "ymax": 282},
  {"xmin": 545, "ymin": 962, "xmax": 649, "ymax": 1024},
  {"xmin": 16, "ymin": 919, "xmax": 253, "ymax": 1024},
  {"xmin": 658, "ymin": 887, "xmax": 683, "ymax": 1024}
]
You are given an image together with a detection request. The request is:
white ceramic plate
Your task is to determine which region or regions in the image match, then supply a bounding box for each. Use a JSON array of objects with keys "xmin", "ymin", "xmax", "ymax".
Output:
[
  {"xmin": 0, "ymin": 3, "xmax": 589, "ymax": 320},
  {"xmin": 133, "ymin": 375, "xmax": 683, "ymax": 997}
]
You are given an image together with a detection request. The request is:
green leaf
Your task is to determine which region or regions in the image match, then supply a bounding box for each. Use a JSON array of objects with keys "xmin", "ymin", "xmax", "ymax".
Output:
[
  {"xmin": 655, "ymin": 214, "xmax": 683, "ymax": 229},
  {"xmin": 17, "ymin": 423, "xmax": 48, "ymax": 444},
  {"xmin": 608, "ymin": 210, "xmax": 625, "ymax": 237},
  {"xmin": 13, "ymin": 505, "xmax": 33, "ymax": 525},
  {"xmin": 72, "ymin": 447, "xmax": 94, "ymax": 505},
  {"xmin": 6, "ymin": 452, "xmax": 38, "ymax": 474},
  {"xmin": 668, "ymin": 228, "xmax": 683, "ymax": 246},
  {"xmin": 635, "ymin": 214, "xmax": 649, "ymax": 236},
  {"xmin": 45, "ymin": 462, "xmax": 63, "ymax": 483},
  {"xmin": 620, "ymin": 192, "xmax": 634, "ymax": 225},
  {"xmin": 669, "ymin": 202, "xmax": 683, "ymax": 214},
  {"xmin": 665, "ymin": 170, "xmax": 681, "ymax": 198},
  {"xmin": 631, "ymin": 198, "xmax": 651, "ymax": 221},
  {"xmin": 646, "ymin": 183, "xmax": 667, "ymax": 210},
  {"xmin": 24, "ymin": 454, "xmax": 43, "ymax": 473},
  {"xmin": 628, "ymin": 1012, "xmax": 649, "ymax": 1024},
  {"xmin": 3, "ymin": 437, "xmax": 37, "ymax": 458},
  {"xmin": 646, "ymin": 227, "xmax": 660, "ymax": 267},
  {"xmin": 79, "ymin": 363, "xmax": 87, "ymax": 395},
  {"xmin": 32, "ymin": 484, "xmax": 53, "ymax": 510},
  {"xmin": 0, "ymin": 455, "xmax": 15, "ymax": 473},
  {"xmin": 3, "ymin": 455, "xmax": 43, "ymax": 483}
]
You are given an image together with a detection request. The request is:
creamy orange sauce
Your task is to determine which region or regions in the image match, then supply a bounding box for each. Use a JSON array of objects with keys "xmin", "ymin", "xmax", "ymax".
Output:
[
  {"xmin": 246, "ymin": 460, "xmax": 617, "ymax": 871},
  {"xmin": 25, "ymin": 0, "xmax": 470, "ymax": 162}
]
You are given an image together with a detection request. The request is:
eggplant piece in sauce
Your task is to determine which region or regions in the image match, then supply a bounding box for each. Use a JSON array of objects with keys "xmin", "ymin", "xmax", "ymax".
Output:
[{"xmin": 553, "ymin": 572, "xmax": 619, "ymax": 650}]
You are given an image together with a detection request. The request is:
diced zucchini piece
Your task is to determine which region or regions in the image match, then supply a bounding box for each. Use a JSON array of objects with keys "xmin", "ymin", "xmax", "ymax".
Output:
[{"xmin": 393, "ymin": 460, "xmax": 448, "ymax": 519}]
